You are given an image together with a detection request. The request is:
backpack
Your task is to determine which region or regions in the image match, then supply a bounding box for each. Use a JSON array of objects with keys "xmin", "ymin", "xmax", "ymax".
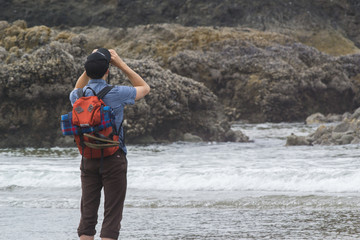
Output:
[{"xmin": 61, "ymin": 86, "xmax": 119, "ymax": 171}]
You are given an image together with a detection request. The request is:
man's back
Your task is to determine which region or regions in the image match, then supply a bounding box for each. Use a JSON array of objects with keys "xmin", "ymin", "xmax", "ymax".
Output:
[{"xmin": 71, "ymin": 48, "xmax": 149, "ymax": 240}]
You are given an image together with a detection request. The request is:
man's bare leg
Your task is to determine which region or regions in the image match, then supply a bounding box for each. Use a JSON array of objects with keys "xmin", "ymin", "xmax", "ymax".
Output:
[{"xmin": 80, "ymin": 235, "xmax": 94, "ymax": 240}]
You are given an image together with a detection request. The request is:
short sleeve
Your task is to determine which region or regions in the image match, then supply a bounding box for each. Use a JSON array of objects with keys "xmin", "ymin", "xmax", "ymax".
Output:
[
  {"xmin": 69, "ymin": 89, "xmax": 80, "ymax": 106},
  {"xmin": 111, "ymin": 86, "xmax": 137, "ymax": 105}
]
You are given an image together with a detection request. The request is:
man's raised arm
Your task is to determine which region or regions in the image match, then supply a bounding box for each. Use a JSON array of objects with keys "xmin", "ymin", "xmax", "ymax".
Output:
[{"xmin": 109, "ymin": 49, "xmax": 150, "ymax": 100}]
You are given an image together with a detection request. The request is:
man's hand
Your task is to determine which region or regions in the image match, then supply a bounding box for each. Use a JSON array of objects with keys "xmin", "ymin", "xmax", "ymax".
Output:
[
  {"xmin": 109, "ymin": 49, "xmax": 125, "ymax": 69},
  {"xmin": 108, "ymin": 49, "xmax": 150, "ymax": 100}
]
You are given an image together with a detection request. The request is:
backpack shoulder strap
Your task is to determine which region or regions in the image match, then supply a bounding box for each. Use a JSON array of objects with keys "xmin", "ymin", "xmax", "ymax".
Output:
[
  {"xmin": 77, "ymin": 87, "xmax": 97, "ymax": 98},
  {"xmin": 97, "ymin": 86, "xmax": 115, "ymax": 100}
]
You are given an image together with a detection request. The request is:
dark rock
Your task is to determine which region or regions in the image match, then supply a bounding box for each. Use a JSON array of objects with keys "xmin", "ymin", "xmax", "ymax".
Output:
[
  {"xmin": 333, "ymin": 122, "xmax": 350, "ymax": 133},
  {"xmin": 351, "ymin": 108, "xmax": 360, "ymax": 119},
  {"xmin": 111, "ymin": 58, "xmax": 244, "ymax": 144},
  {"xmin": 306, "ymin": 112, "xmax": 344, "ymax": 124},
  {"xmin": 306, "ymin": 113, "xmax": 327, "ymax": 124},
  {"xmin": 168, "ymin": 42, "xmax": 359, "ymax": 122},
  {"xmin": 0, "ymin": 21, "xmax": 248, "ymax": 148},
  {"xmin": 286, "ymin": 134, "xmax": 312, "ymax": 146},
  {"xmin": 68, "ymin": 23, "xmax": 360, "ymax": 123},
  {"xmin": 225, "ymin": 129, "xmax": 249, "ymax": 143},
  {"xmin": 291, "ymin": 107, "xmax": 360, "ymax": 146},
  {"xmin": 2, "ymin": 0, "xmax": 360, "ymax": 53},
  {"xmin": 183, "ymin": 133, "xmax": 203, "ymax": 142}
]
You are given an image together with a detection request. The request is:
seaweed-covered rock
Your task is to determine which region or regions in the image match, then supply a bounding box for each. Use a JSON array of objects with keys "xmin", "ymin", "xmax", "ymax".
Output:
[
  {"xmin": 77, "ymin": 24, "xmax": 360, "ymax": 122},
  {"xmin": 2, "ymin": 0, "xmax": 360, "ymax": 55},
  {"xmin": 108, "ymin": 59, "xmax": 245, "ymax": 144},
  {"xmin": 0, "ymin": 20, "xmax": 52, "ymax": 55},
  {"xmin": 0, "ymin": 41, "xmax": 85, "ymax": 147},
  {"xmin": 0, "ymin": 21, "xmax": 247, "ymax": 147},
  {"xmin": 169, "ymin": 42, "xmax": 360, "ymax": 122}
]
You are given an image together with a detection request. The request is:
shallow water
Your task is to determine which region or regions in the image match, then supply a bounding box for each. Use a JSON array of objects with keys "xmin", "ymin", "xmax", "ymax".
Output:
[{"xmin": 0, "ymin": 122, "xmax": 359, "ymax": 239}]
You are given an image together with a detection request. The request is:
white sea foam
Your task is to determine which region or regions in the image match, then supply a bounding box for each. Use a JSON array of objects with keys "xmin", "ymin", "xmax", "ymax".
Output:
[
  {"xmin": 2, "ymin": 162, "xmax": 359, "ymax": 193},
  {"xmin": 0, "ymin": 171, "xmax": 79, "ymax": 189},
  {"xmin": 0, "ymin": 159, "xmax": 80, "ymax": 188},
  {"xmin": 128, "ymin": 166, "xmax": 360, "ymax": 193},
  {"xmin": 0, "ymin": 123, "xmax": 359, "ymax": 196},
  {"xmin": 1, "ymin": 123, "xmax": 359, "ymax": 240},
  {"xmin": 1, "ymin": 122, "xmax": 359, "ymax": 195}
]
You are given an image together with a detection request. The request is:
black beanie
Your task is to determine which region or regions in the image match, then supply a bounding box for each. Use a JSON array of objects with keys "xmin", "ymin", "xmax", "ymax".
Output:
[{"xmin": 84, "ymin": 48, "xmax": 111, "ymax": 79}]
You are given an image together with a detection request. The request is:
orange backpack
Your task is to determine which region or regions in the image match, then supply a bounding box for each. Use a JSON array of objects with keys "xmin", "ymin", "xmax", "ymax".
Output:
[{"xmin": 72, "ymin": 86, "xmax": 119, "ymax": 161}]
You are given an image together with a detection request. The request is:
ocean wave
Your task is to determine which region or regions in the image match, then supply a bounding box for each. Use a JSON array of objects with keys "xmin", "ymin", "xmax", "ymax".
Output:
[
  {"xmin": 128, "ymin": 168, "xmax": 360, "ymax": 193},
  {"xmin": 1, "ymin": 165, "xmax": 359, "ymax": 193},
  {"xmin": 2, "ymin": 193, "xmax": 359, "ymax": 210},
  {"xmin": 0, "ymin": 147, "xmax": 79, "ymax": 158},
  {"xmin": 125, "ymin": 194, "xmax": 360, "ymax": 209},
  {"xmin": 0, "ymin": 197, "xmax": 79, "ymax": 209},
  {"xmin": 0, "ymin": 168, "xmax": 80, "ymax": 188}
]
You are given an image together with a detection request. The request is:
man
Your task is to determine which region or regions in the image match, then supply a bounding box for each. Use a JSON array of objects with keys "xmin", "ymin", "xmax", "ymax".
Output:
[{"xmin": 69, "ymin": 48, "xmax": 150, "ymax": 240}]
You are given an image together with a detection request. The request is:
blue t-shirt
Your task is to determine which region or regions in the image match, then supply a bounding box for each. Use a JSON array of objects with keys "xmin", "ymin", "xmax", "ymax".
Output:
[{"xmin": 69, "ymin": 79, "xmax": 136, "ymax": 154}]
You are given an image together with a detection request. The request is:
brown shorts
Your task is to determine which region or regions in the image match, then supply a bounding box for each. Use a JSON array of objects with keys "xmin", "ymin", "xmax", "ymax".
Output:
[{"xmin": 77, "ymin": 149, "xmax": 127, "ymax": 239}]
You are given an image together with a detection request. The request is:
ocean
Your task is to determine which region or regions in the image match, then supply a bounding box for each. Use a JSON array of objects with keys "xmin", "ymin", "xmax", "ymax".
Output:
[{"xmin": 0, "ymin": 122, "xmax": 359, "ymax": 239}]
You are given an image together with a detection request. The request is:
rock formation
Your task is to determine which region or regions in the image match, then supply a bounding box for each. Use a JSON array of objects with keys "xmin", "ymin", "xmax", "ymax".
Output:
[
  {"xmin": 168, "ymin": 42, "xmax": 360, "ymax": 122},
  {"xmin": 2, "ymin": 0, "xmax": 360, "ymax": 55},
  {"xmin": 2, "ymin": 0, "xmax": 360, "ymax": 147},
  {"xmin": 305, "ymin": 112, "xmax": 350, "ymax": 125},
  {"xmin": 286, "ymin": 107, "xmax": 360, "ymax": 146},
  {"xmin": 0, "ymin": 20, "xmax": 248, "ymax": 147},
  {"xmin": 70, "ymin": 24, "xmax": 360, "ymax": 122}
]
